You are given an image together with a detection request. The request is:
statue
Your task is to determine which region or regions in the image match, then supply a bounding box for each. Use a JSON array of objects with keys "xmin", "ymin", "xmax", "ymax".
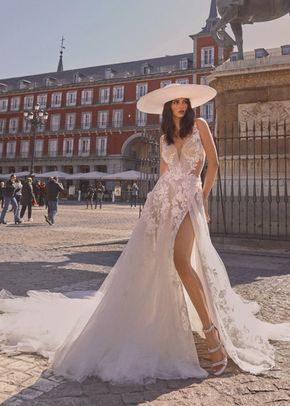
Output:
[{"xmin": 211, "ymin": 0, "xmax": 290, "ymax": 60}]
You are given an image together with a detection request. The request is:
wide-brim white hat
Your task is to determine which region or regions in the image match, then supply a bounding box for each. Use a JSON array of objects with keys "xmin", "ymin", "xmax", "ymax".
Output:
[{"xmin": 137, "ymin": 83, "xmax": 217, "ymax": 114}]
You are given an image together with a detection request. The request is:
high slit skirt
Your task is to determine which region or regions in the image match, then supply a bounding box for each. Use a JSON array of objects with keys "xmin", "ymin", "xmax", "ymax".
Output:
[{"xmin": 0, "ymin": 171, "xmax": 290, "ymax": 384}]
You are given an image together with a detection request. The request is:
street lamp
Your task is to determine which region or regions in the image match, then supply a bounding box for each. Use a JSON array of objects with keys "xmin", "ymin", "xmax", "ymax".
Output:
[{"xmin": 24, "ymin": 103, "xmax": 48, "ymax": 176}]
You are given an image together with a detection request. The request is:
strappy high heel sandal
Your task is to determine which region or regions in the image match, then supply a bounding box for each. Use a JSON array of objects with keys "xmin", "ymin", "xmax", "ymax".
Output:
[{"xmin": 203, "ymin": 324, "xmax": 228, "ymax": 376}]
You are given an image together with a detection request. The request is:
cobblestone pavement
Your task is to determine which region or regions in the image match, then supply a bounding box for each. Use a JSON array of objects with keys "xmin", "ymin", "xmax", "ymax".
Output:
[{"xmin": 0, "ymin": 203, "xmax": 289, "ymax": 406}]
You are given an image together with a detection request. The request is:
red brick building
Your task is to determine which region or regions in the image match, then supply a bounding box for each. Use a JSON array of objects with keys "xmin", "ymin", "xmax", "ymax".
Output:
[{"xmin": 0, "ymin": 0, "xmax": 230, "ymax": 178}]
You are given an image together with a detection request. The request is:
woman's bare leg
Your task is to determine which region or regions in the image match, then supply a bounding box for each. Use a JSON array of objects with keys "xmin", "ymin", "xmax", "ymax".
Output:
[{"xmin": 173, "ymin": 213, "xmax": 226, "ymax": 372}]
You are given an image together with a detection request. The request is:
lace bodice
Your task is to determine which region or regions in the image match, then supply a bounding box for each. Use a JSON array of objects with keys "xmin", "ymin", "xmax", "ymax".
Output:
[{"xmin": 161, "ymin": 127, "xmax": 205, "ymax": 176}]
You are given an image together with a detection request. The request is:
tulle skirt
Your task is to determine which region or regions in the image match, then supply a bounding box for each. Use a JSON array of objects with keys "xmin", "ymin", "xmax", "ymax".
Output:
[{"xmin": 0, "ymin": 172, "xmax": 290, "ymax": 384}]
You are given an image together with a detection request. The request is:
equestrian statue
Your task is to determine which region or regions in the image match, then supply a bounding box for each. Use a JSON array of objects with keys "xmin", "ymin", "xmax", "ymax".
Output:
[{"xmin": 211, "ymin": 0, "xmax": 290, "ymax": 60}]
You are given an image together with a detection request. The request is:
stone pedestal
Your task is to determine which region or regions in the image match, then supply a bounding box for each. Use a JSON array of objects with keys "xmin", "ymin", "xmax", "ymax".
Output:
[{"xmin": 208, "ymin": 52, "xmax": 290, "ymax": 125}]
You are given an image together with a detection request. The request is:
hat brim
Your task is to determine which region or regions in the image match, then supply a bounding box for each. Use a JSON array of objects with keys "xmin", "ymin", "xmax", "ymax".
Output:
[{"xmin": 137, "ymin": 84, "xmax": 217, "ymax": 114}]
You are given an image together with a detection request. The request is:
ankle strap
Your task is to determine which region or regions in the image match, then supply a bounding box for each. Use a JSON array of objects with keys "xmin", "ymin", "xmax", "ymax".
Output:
[
  {"xmin": 203, "ymin": 324, "xmax": 215, "ymax": 334},
  {"xmin": 208, "ymin": 342, "xmax": 222, "ymax": 353}
]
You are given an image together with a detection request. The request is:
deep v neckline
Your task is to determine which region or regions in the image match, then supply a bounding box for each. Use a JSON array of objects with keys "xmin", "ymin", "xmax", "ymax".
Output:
[{"xmin": 173, "ymin": 134, "xmax": 193, "ymax": 161}]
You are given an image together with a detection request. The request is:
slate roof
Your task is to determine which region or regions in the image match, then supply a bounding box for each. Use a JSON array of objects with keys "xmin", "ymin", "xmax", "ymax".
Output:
[{"xmin": 0, "ymin": 53, "xmax": 193, "ymax": 92}]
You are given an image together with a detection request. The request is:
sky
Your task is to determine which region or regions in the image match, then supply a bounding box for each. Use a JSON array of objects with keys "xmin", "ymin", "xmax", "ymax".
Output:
[{"xmin": 0, "ymin": 0, "xmax": 289, "ymax": 79}]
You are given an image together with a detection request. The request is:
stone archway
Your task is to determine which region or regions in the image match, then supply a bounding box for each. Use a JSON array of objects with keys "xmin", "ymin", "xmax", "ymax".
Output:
[{"xmin": 121, "ymin": 133, "xmax": 147, "ymax": 170}]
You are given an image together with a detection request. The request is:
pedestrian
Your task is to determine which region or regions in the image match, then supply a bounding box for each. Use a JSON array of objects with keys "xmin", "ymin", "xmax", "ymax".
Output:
[
  {"xmin": 85, "ymin": 185, "xmax": 95, "ymax": 209},
  {"xmin": 44, "ymin": 177, "xmax": 64, "ymax": 225},
  {"xmin": 0, "ymin": 181, "xmax": 5, "ymax": 208},
  {"xmin": 19, "ymin": 177, "xmax": 35, "ymax": 222},
  {"xmin": 33, "ymin": 180, "xmax": 41, "ymax": 206},
  {"xmin": 0, "ymin": 174, "xmax": 22, "ymax": 224},
  {"xmin": 39, "ymin": 182, "xmax": 46, "ymax": 207},
  {"xmin": 130, "ymin": 182, "xmax": 139, "ymax": 208},
  {"xmin": 95, "ymin": 181, "xmax": 105, "ymax": 209}
]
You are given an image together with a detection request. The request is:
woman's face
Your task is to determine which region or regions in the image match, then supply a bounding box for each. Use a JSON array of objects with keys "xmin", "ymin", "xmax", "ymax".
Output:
[{"xmin": 170, "ymin": 98, "xmax": 188, "ymax": 119}]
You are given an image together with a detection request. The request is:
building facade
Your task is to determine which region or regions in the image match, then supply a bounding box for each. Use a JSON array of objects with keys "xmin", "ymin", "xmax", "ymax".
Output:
[{"xmin": 0, "ymin": 0, "xmax": 229, "ymax": 179}]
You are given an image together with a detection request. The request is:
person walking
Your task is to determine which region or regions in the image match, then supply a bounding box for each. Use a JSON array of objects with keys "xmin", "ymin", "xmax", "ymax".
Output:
[
  {"xmin": 85, "ymin": 185, "xmax": 95, "ymax": 209},
  {"xmin": 95, "ymin": 181, "xmax": 105, "ymax": 209},
  {"xmin": 20, "ymin": 177, "xmax": 35, "ymax": 222},
  {"xmin": 0, "ymin": 174, "xmax": 22, "ymax": 224},
  {"xmin": 130, "ymin": 182, "xmax": 139, "ymax": 208},
  {"xmin": 44, "ymin": 177, "xmax": 64, "ymax": 225},
  {"xmin": 0, "ymin": 181, "xmax": 5, "ymax": 208}
]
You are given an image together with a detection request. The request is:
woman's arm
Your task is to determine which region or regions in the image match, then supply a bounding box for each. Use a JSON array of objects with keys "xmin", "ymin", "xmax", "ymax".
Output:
[
  {"xmin": 159, "ymin": 135, "xmax": 168, "ymax": 177},
  {"xmin": 196, "ymin": 118, "xmax": 219, "ymax": 222}
]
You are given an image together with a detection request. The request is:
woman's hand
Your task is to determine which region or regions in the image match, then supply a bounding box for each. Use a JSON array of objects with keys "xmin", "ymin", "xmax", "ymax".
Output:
[{"xmin": 203, "ymin": 195, "xmax": 211, "ymax": 223}]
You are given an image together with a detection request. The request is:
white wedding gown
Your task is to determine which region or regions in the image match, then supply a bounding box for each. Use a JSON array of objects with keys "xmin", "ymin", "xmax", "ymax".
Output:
[{"xmin": 1, "ymin": 126, "xmax": 290, "ymax": 384}]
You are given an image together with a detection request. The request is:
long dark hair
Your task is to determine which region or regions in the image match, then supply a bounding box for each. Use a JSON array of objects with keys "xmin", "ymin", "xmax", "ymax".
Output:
[{"xmin": 161, "ymin": 98, "xmax": 195, "ymax": 145}]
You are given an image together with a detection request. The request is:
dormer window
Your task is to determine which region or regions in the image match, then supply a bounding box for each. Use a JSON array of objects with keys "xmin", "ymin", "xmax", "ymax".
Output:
[
  {"xmin": 0, "ymin": 83, "xmax": 8, "ymax": 93},
  {"xmin": 19, "ymin": 80, "xmax": 31, "ymax": 90},
  {"xmin": 141, "ymin": 63, "xmax": 152, "ymax": 75},
  {"xmin": 45, "ymin": 77, "xmax": 57, "ymax": 87},
  {"xmin": 105, "ymin": 68, "xmax": 115, "ymax": 79},
  {"xmin": 179, "ymin": 58, "xmax": 189, "ymax": 70},
  {"xmin": 73, "ymin": 72, "xmax": 85, "ymax": 84},
  {"xmin": 281, "ymin": 45, "xmax": 290, "ymax": 56},
  {"xmin": 254, "ymin": 48, "xmax": 269, "ymax": 59}
]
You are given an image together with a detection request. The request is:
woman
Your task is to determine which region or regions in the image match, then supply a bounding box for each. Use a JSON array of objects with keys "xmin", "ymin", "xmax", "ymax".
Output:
[
  {"xmin": 20, "ymin": 177, "xmax": 35, "ymax": 222},
  {"xmin": 0, "ymin": 84, "xmax": 289, "ymax": 384}
]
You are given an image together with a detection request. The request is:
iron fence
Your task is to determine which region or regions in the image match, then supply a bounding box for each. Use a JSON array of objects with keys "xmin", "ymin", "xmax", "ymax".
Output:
[{"xmin": 209, "ymin": 120, "xmax": 290, "ymax": 241}]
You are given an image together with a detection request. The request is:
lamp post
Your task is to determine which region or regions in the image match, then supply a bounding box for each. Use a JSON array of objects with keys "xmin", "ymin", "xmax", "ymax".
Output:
[{"xmin": 24, "ymin": 103, "xmax": 48, "ymax": 176}]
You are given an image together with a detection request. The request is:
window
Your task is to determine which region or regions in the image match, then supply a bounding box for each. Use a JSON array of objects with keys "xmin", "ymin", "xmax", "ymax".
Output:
[
  {"xmin": 99, "ymin": 87, "xmax": 110, "ymax": 104},
  {"xmin": 81, "ymin": 112, "xmax": 92, "ymax": 130},
  {"xmin": 105, "ymin": 68, "xmax": 114, "ymax": 79},
  {"xmin": 98, "ymin": 111, "xmax": 108, "ymax": 128},
  {"xmin": 200, "ymin": 76, "xmax": 209, "ymax": 85},
  {"xmin": 79, "ymin": 138, "xmax": 90, "ymax": 156},
  {"xmin": 20, "ymin": 140, "xmax": 29, "ymax": 158},
  {"xmin": 112, "ymin": 110, "xmax": 123, "ymax": 128},
  {"xmin": 65, "ymin": 113, "xmax": 76, "ymax": 130},
  {"xmin": 175, "ymin": 78, "xmax": 189, "ymax": 84},
  {"xmin": 136, "ymin": 110, "xmax": 147, "ymax": 126},
  {"xmin": 51, "ymin": 114, "xmax": 61, "ymax": 131},
  {"xmin": 24, "ymin": 95, "xmax": 34, "ymax": 110},
  {"xmin": 0, "ymin": 119, "xmax": 6, "ymax": 134},
  {"xmin": 113, "ymin": 86, "xmax": 124, "ymax": 102},
  {"xmin": 141, "ymin": 63, "xmax": 152, "ymax": 75},
  {"xmin": 63, "ymin": 139, "xmax": 74, "ymax": 156},
  {"xmin": 37, "ymin": 94, "xmax": 47, "ymax": 108},
  {"xmin": 0, "ymin": 98, "xmax": 8, "ymax": 112},
  {"xmin": 0, "ymin": 143, "xmax": 3, "ymax": 158},
  {"xmin": 160, "ymin": 80, "xmax": 172, "ymax": 88},
  {"xmin": 48, "ymin": 139, "xmax": 58, "ymax": 157},
  {"xmin": 66, "ymin": 91, "xmax": 77, "ymax": 106},
  {"xmin": 201, "ymin": 102, "xmax": 214, "ymax": 122},
  {"xmin": 9, "ymin": 118, "xmax": 18, "ymax": 134},
  {"xmin": 35, "ymin": 140, "xmax": 43, "ymax": 157},
  {"xmin": 19, "ymin": 80, "xmax": 31, "ymax": 89},
  {"xmin": 7, "ymin": 141, "xmax": 16, "ymax": 158},
  {"xmin": 23, "ymin": 118, "xmax": 31, "ymax": 133},
  {"xmin": 179, "ymin": 58, "xmax": 189, "ymax": 70},
  {"xmin": 136, "ymin": 83, "xmax": 148, "ymax": 100},
  {"xmin": 201, "ymin": 47, "xmax": 214, "ymax": 67},
  {"xmin": 10, "ymin": 97, "xmax": 20, "ymax": 111},
  {"xmin": 96, "ymin": 136, "xmax": 107, "ymax": 156},
  {"xmin": 81, "ymin": 89, "xmax": 93, "ymax": 105},
  {"xmin": 73, "ymin": 73, "xmax": 82, "ymax": 84},
  {"xmin": 51, "ymin": 92, "xmax": 62, "ymax": 108}
]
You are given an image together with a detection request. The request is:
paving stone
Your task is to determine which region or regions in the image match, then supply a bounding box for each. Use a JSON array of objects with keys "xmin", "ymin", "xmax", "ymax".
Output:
[
  {"xmin": 38, "ymin": 381, "xmax": 83, "ymax": 398},
  {"xmin": 82, "ymin": 381, "xmax": 109, "ymax": 396},
  {"xmin": 94, "ymin": 394, "xmax": 125, "ymax": 406},
  {"xmin": 17, "ymin": 387, "xmax": 44, "ymax": 400},
  {"xmin": 0, "ymin": 204, "xmax": 289, "ymax": 406},
  {"xmin": 121, "ymin": 391, "xmax": 145, "ymax": 404}
]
